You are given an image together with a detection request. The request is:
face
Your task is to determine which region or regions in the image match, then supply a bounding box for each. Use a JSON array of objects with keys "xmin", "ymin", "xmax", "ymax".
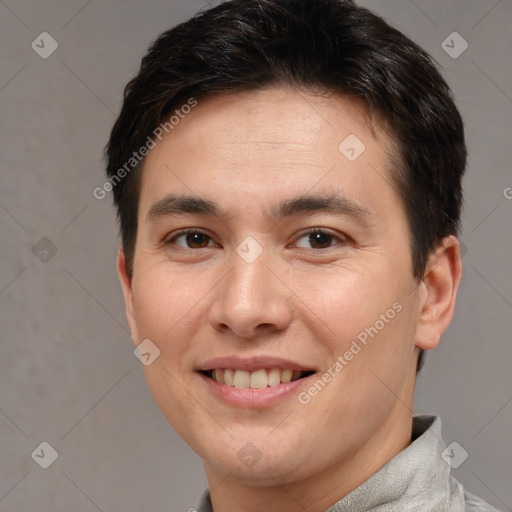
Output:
[{"xmin": 119, "ymin": 87, "xmax": 427, "ymax": 486}]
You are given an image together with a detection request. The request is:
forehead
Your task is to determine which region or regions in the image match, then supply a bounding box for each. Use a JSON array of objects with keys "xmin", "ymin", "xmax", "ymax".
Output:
[
  {"xmin": 155, "ymin": 87, "xmax": 388, "ymax": 154},
  {"xmin": 138, "ymin": 87, "xmax": 399, "ymax": 222}
]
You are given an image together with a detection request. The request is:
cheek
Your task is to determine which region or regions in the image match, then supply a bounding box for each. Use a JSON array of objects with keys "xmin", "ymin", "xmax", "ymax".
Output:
[
  {"xmin": 131, "ymin": 266, "xmax": 206, "ymax": 349},
  {"xmin": 294, "ymin": 260, "xmax": 417, "ymax": 392},
  {"xmin": 131, "ymin": 269, "xmax": 211, "ymax": 436},
  {"xmin": 290, "ymin": 263, "xmax": 398, "ymax": 339}
]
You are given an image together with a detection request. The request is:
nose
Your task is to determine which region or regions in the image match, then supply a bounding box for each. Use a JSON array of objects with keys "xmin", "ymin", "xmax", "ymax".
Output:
[{"xmin": 208, "ymin": 249, "xmax": 294, "ymax": 340}]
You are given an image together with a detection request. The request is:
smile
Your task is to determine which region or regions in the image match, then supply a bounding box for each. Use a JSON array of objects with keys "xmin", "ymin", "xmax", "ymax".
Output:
[{"xmin": 203, "ymin": 368, "xmax": 315, "ymax": 389}]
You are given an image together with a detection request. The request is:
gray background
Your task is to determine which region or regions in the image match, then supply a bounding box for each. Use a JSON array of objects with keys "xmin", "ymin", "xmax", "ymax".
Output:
[{"xmin": 0, "ymin": 0, "xmax": 511, "ymax": 510}]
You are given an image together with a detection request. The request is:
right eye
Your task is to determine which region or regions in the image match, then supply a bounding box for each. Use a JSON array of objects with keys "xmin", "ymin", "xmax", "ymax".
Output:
[{"xmin": 166, "ymin": 230, "xmax": 217, "ymax": 249}]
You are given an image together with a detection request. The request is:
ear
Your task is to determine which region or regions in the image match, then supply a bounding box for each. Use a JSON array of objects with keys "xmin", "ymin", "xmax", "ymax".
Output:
[
  {"xmin": 415, "ymin": 235, "xmax": 463, "ymax": 351},
  {"xmin": 117, "ymin": 247, "xmax": 139, "ymax": 346}
]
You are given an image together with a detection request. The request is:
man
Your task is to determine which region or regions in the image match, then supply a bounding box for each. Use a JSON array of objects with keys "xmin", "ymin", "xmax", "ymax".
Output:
[{"xmin": 104, "ymin": 0, "xmax": 500, "ymax": 510}]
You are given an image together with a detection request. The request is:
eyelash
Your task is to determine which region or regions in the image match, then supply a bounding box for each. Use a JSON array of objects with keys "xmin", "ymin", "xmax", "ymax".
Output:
[{"xmin": 164, "ymin": 228, "xmax": 347, "ymax": 250}]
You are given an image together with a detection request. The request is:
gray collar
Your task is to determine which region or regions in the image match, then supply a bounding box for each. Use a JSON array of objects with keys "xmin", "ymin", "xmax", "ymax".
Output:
[{"xmin": 325, "ymin": 415, "xmax": 465, "ymax": 511}]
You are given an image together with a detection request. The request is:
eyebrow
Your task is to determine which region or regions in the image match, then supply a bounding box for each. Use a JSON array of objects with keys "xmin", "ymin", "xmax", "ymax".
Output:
[{"xmin": 146, "ymin": 192, "xmax": 373, "ymax": 226}]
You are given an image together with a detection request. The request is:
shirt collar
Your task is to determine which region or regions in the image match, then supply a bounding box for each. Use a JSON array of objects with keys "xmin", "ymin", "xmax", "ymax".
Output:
[{"xmin": 326, "ymin": 415, "xmax": 464, "ymax": 511}]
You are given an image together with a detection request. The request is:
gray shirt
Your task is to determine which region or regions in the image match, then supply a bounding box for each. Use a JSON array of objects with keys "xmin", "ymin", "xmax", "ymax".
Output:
[{"xmin": 196, "ymin": 415, "xmax": 501, "ymax": 511}]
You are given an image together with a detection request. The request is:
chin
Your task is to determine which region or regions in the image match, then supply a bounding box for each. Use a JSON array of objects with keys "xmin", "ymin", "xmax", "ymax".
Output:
[{"xmin": 200, "ymin": 434, "xmax": 323, "ymax": 486}]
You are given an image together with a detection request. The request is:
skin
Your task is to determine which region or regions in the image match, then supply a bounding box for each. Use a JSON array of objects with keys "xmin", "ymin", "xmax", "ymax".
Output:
[{"xmin": 117, "ymin": 87, "xmax": 462, "ymax": 512}]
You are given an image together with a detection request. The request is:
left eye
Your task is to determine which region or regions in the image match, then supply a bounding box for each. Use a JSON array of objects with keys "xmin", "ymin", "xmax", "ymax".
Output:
[
  {"xmin": 168, "ymin": 231, "xmax": 216, "ymax": 249},
  {"xmin": 295, "ymin": 230, "xmax": 342, "ymax": 249}
]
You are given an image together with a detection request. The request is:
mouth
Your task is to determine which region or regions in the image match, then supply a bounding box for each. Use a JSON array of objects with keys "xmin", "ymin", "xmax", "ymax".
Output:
[{"xmin": 200, "ymin": 368, "xmax": 316, "ymax": 389}]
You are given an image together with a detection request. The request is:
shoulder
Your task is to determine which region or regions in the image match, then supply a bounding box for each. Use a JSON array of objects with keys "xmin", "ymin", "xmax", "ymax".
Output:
[{"xmin": 464, "ymin": 489, "xmax": 503, "ymax": 512}]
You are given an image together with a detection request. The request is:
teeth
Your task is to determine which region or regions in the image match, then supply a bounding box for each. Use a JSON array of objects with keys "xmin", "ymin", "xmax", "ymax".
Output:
[
  {"xmin": 250, "ymin": 369, "xmax": 268, "ymax": 389},
  {"xmin": 233, "ymin": 370, "xmax": 250, "ymax": 388},
  {"xmin": 281, "ymin": 369, "xmax": 292, "ymax": 383},
  {"xmin": 223, "ymin": 369, "xmax": 234, "ymax": 386},
  {"xmin": 214, "ymin": 369, "xmax": 224, "ymax": 384},
  {"xmin": 209, "ymin": 368, "xmax": 309, "ymax": 388},
  {"xmin": 267, "ymin": 368, "xmax": 281, "ymax": 387}
]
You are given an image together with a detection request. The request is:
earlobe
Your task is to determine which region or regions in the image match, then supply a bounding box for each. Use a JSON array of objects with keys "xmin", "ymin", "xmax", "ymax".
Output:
[
  {"xmin": 415, "ymin": 236, "xmax": 463, "ymax": 351},
  {"xmin": 116, "ymin": 247, "xmax": 139, "ymax": 345}
]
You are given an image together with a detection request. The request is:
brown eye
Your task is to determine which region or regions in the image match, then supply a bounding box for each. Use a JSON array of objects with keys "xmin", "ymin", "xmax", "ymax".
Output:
[
  {"xmin": 308, "ymin": 232, "xmax": 334, "ymax": 249},
  {"xmin": 168, "ymin": 231, "xmax": 215, "ymax": 249},
  {"xmin": 295, "ymin": 230, "xmax": 341, "ymax": 249},
  {"xmin": 184, "ymin": 233, "xmax": 210, "ymax": 248}
]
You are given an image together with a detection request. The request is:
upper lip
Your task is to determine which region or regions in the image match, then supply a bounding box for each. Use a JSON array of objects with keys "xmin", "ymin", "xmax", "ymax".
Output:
[{"xmin": 196, "ymin": 356, "xmax": 317, "ymax": 373}]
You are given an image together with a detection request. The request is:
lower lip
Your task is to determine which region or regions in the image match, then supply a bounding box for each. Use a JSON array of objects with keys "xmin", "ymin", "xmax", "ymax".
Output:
[{"xmin": 198, "ymin": 372, "xmax": 314, "ymax": 408}]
